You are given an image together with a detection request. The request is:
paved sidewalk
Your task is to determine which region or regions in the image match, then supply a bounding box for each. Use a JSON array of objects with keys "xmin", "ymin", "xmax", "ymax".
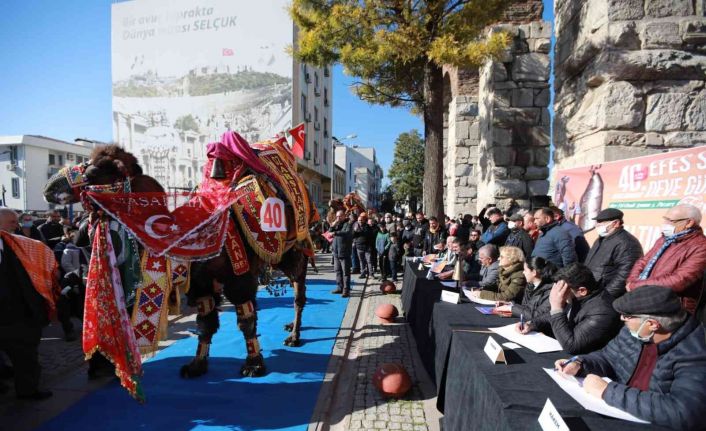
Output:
[{"xmin": 308, "ymin": 267, "xmax": 441, "ymax": 431}]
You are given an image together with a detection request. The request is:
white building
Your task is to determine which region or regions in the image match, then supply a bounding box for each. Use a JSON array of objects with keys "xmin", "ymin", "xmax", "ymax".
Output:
[
  {"xmin": 293, "ymin": 61, "xmax": 333, "ymax": 213},
  {"xmin": 0, "ymin": 135, "xmax": 96, "ymax": 212},
  {"xmin": 334, "ymin": 143, "xmax": 383, "ymax": 210}
]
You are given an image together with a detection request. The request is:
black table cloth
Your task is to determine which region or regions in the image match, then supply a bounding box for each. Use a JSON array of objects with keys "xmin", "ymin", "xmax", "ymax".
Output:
[
  {"xmin": 441, "ymin": 331, "xmax": 670, "ymax": 431},
  {"xmin": 400, "ymin": 260, "xmax": 446, "ymax": 354},
  {"xmin": 431, "ymin": 302, "xmax": 518, "ymax": 410}
]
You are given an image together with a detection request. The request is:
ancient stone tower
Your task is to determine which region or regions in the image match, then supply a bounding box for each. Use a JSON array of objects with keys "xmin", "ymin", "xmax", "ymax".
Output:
[
  {"xmin": 552, "ymin": 0, "xmax": 706, "ymax": 170},
  {"xmin": 443, "ymin": 1, "xmax": 550, "ymax": 215},
  {"xmin": 443, "ymin": 0, "xmax": 706, "ymax": 216}
]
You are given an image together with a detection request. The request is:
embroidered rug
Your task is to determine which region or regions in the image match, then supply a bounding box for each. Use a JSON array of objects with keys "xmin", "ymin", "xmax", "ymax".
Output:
[
  {"xmin": 131, "ymin": 252, "xmax": 172, "ymax": 355},
  {"xmin": 231, "ymin": 175, "xmax": 286, "ymax": 264}
]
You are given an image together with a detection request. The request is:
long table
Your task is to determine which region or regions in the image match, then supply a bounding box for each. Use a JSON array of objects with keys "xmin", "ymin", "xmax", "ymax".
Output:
[
  {"xmin": 442, "ymin": 331, "xmax": 670, "ymax": 431},
  {"xmin": 399, "ymin": 264, "xmax": 669, "ymax": 430}
]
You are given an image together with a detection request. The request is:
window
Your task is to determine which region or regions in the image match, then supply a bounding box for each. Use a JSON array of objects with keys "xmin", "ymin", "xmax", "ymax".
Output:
[
  {"xmin": 349, "ymin": 163, "xmax": 352, "ymax": 180},
  {"xmin": 58, "ymin": 155, "xmax": 64, "ymax": 165},
  {"xmin": 324, "ymin": 88, "xmax": 329, "ymax": 106},
  {"xmin": 10, "ymin": 146, "xmax": 17, "ymax": 163},
  {"xmin": 11, "ymin": 178, "xmax": 19, "ymax": 198},
  {"xmin": 324, "ymin": 148, "xmax": 328, "ymax": 166},
  {"xmin": 324, "ymin": 117, "xmax": 328, "ymax": 137},
  {"xmin": 301, "ymin": 93, "xmax": 307, "ymax": 117},
  {"xmin": 48, "ymin": 154, "xmax": 55, "ymax": 165},
  {"xmin": 314, "ymin": 106, "xmax": 319, "ymax": 123},
  {"xmin": 314, "ymin": 72, "xmax": 319, "ymax": 89}
]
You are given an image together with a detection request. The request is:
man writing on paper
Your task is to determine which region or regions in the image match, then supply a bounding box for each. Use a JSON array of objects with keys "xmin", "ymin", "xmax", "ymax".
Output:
[
  {"xmin": 555, "ymin": 286, "xmax": 706, "ymax": 430},
  {"xmin": 518, "ymin": 263, "xmax": 620, "ymax": 354}
]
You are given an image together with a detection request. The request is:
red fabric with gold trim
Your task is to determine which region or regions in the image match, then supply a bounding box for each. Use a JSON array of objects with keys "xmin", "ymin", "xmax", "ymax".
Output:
[
  {"xmin": 256, "ymin": 144, "xmax": 311, "ymax": 241},
  {"xmin": 231, "ymin": 176, "xmax": 285, "ymax": 263},
  {"xmin": 86, "ymin": 190, "xmax": 237, "ymax": 260},
  {"xmin": 83, "ymin": 222, "xmax": 143, "ymax": 402},
  {"xmin": 224, "ymin": 217, "xmax": 250, "ymax": 275}
]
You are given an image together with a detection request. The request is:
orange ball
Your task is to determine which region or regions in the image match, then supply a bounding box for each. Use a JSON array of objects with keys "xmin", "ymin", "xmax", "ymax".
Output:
[
  {"xmin": 380, "ymin": 281, "xmax": 396, "ymax": 294},
  {"xmin": 372, "ymin": 363, "xmax": 412, "ymax": 398},
  {"xmin": 375, "ymin": 303, "xmax": 399, "ymax": 324}
]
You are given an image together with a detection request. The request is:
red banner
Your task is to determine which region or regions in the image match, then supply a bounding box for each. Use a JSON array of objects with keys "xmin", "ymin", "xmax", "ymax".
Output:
[
  {"xmin": 87, "ymin": 190, "xmax": 238, "ymax": 260},
  {"xmin": 554, "ymin": 146, "xmax": 706, "ymax": 249}
]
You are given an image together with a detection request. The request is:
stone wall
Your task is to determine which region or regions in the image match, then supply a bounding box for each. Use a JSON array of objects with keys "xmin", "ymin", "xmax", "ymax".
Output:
[
  {"xmin": 476, "ymin": 21, "xmax": 552, "ymax": 210},
  {"xmin": 553, "ymin": 0, "xmax": 706, "ymax": 171},
  {"xmin": 443, "ymin": 67, "xmax": 480, "ymax": 216}
]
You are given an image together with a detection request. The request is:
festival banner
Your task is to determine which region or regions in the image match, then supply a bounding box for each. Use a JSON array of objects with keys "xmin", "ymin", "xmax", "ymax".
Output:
[
  {"xmin": 554, "ymin": 146, "xmax": 706, "ymax": 249},
  {"xmin": 111, "ymin": 0, "xmax": 293, "ymax": 189}
]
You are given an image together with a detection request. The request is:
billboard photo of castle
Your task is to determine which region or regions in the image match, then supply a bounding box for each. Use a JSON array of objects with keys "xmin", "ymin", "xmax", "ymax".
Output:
[{"xmin": 111, "ymin": 0, "xmax": 293, "ymax": 189}]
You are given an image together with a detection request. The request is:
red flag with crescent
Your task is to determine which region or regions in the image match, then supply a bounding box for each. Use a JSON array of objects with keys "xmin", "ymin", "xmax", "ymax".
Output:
[
  {"xmin": 287, "ymin": 123, "xmax": 306, "ymax": 159},
  {"xmin": 86, "ymin": 190, "xmax": 238, "ymax": 260}
]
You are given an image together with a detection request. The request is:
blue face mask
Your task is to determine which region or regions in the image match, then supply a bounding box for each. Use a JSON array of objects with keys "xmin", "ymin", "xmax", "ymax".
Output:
[
  {"xmin": 630, "ymin": 319, "xmax": 654, "ymax": 343},
  {"xmin": 21, "ymin": 222, "xmax": 33, "ymax": 228}
]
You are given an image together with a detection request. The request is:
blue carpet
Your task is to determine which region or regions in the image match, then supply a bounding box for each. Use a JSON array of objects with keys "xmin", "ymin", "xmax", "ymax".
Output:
[{"xmin": 40, "ymin": 279, "xmax": 346, "ymax": 431}]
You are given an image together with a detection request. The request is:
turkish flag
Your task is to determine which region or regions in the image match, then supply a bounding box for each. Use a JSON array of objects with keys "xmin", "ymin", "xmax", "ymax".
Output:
[
  {"xmin": 287, "ymin": 123, "xmax": 306, "ymax": 159},
  {"xmin": 222, "ymin": 48, "xmax": 234, "ymax": 56},
  {"xmin": 87, "ymin": 190, "xmax": 239, "ymax": 260}
]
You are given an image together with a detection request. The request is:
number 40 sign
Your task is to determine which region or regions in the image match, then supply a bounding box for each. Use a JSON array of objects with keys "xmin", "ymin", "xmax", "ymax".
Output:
[{"xmin": 260, "ymin": 197, "xmax": 287, "ymax": 232}]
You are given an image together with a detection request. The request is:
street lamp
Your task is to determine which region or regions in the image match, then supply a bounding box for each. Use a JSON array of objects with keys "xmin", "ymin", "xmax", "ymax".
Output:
[{"xmin": 331, "ymin": 134, "xmax": 357, "ymax": 200}]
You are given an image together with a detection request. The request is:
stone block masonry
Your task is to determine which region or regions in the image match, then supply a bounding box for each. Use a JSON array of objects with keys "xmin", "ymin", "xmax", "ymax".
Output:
[{"xmin": 553, "ymin": 0, "xmax": 706, "ymax": 173}]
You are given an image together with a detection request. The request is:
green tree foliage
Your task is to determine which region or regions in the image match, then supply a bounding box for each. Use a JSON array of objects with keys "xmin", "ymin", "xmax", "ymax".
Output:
[
  {"xmin": 388, "ymin": 130, "xmax": 424, "ymax": 210},
  {"xmin": 174, "ymin": 115, "xmax": 200, "ymax": 132},
  {"xmin": 290, "ymin": 0, "xmax": 511, "ymax": 219}
]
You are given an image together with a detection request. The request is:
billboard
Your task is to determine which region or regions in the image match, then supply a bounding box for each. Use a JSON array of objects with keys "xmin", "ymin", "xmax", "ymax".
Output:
[
  {"xmin": 111, "ymin": 0, "xmax": 293, "ymax": 189},
  {"xmin": 554, "ymin": 146, "xmax": 706, "ymax": 250}
]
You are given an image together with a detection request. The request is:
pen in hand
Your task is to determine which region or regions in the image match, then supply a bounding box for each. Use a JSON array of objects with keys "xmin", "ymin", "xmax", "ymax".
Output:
[
  {"xmin": 519, "ymin": 313, "xmax": 525, "ymax": 332},
  {"xmin": 556, "ymin": 356, "xmax": 579, "ymax": 371}
]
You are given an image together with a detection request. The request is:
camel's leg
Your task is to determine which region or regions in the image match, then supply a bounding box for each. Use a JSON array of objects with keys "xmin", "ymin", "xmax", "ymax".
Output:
[
  {"xmin": 283, "ymin": 249, "xmax": 308, "ymax": 347},
  {"xmin": 180, "ymin": 296, "xmax": 219, "ymax": 378},
  {"xmin": 224, "ymin": 273, "xmax": 266, "ymax": 377}
]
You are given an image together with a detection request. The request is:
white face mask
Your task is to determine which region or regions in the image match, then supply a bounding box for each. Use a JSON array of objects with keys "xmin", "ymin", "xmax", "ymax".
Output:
[
  {"xmin": 630, "ymin": 319, "xmax": 655, "ymax": 343},
  {"xmin": 508, "ymin": 221, "xmax": 516, "ymax": 230},
  {"xmin": 661, "ymin": 224, "xmax": 676, "ymax": 237},
  {"xmin": 596, "ymin": 223, "xmax": 610, "ymax": 237}
]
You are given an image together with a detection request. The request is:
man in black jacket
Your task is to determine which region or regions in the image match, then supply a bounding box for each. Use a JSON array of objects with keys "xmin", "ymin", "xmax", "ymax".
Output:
[
  {"xmin": 555, "ymin": 286, "xmax": 706, "ymax": 430},
  {"xmin": 411, "ymin": 212, "xmax": 428, "ymax": 256},
  {"xmin": 584, "ymin": 208, "xmax": 643, "ymax": 298},
  {"xmin": 520, "ymin": 263, "xmax": 620, "ymax": 354},
  {"xmin": 37, "ymin": 210, "xmax": 64, "ymax": 249},
  {"xmin": 422, "ymin": 216, "xmax": 447, "ymax": 255},
  {"xmin": 352, "ymin": 215, "xmax": 375, "ymax": 278},
  {"xmin": 504, "ymin": 213, "xmax": 533, "ymax": 258},
  {"xmin": 329, "ymin": 210, "xmax": 353, "ymax": 297}
]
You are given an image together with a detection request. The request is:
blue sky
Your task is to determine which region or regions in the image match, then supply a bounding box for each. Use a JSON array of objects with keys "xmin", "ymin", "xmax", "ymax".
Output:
[{"xmin": 0, "ymin": 0, "xmax": 553, "ymax": 178}]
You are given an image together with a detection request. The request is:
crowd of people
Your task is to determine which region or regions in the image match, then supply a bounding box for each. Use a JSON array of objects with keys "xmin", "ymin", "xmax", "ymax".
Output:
[{"xmin": 333, "ymin": 202, "xmax": 704, "ymax": 430}]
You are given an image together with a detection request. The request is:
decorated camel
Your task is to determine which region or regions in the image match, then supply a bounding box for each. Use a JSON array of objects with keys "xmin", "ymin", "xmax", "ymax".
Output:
[
  {"xmin": 327, "ymin": 192, "xmax": 367, "ymax": 224},
  {"xmin": 43, "ymin": 130, "xmax": 318, "ymax": 401}
]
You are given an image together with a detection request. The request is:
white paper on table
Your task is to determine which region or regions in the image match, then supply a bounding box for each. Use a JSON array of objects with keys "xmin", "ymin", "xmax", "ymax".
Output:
[
  {"xmin": 440, "ymin": 281, "xmax": 458, "ymax": 288},
  {"xmin": 542, "ymin": 369, "xmax": 650, "ymax": 424},
  {"xmin": 502, "ymin": 342, "xmax": 522, "ymax": 349},
  {"xmin": 461, "ymin": 288, "xmax": 496, "ymax": 305},
  {"xmin": 489, "ymin": 324, "xmax": 563, "ymax": 353}
]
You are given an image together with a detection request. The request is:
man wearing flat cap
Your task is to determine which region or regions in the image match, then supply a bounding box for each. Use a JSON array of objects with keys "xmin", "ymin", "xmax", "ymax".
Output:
[
  {"xmin": 504, "ymin": 213, "xmax": 534, "ymax": 258},
  {"xmin": 555, "ymin": 285, "xmax": 706, "ymax": 430},
  {"xmin": 626, "ymin": 203, "xmax": 706, "ymax": 314},
  {"xmin": 584, "ymin": 208, "xmax": 643, "ymax": 298}
]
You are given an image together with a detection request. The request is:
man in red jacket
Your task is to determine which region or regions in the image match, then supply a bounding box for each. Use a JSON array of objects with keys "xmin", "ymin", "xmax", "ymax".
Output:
[{"xmin": 626, "ymin": 204, "xmax": 706, "ymax": 314}]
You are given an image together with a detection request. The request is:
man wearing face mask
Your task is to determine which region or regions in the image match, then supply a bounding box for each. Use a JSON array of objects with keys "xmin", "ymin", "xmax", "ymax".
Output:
[
  {"xmin": 519, "ymin": 263, "xmax": 620, "ymax": 354},
  {"xmin": 584, "ymin": 209, "xmax": 643, "ymax": 298},
  {"xmin": 555, "ymin": 285, "xmax": 706, "ymax": 430},
  {"xmin": 504, "ymin": 213, "xmax": 534, "ymax": 258},
  {"xmin": 626, "ymin": 204, "xmax": 706, "ymax": 314}
]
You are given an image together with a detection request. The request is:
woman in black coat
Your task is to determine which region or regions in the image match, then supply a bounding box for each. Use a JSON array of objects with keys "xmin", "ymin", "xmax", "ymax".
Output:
[{"xmin": 507, "ymin": 256, "xmax": 557, "ymax": 319}]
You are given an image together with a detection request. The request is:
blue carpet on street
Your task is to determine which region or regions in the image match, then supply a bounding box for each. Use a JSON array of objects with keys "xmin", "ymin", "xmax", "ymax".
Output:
[{"xmin": 40, "ymin": 279, "xmax": 346, "ymax": 431}]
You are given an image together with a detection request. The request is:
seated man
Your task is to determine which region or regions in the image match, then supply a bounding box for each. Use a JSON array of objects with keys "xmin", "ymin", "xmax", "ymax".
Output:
[
  {"xmin": 555, "ymin": 285, "xmax": 706, "ymax": 430},
  {"xmin": 626, "ymin": 204, "xmax": 706, "ymax": 314},
  {"xmin": 465, "ymin": 244, "xmax": 500, "ymax": 293},
  {"xmin": 519, "ymin": 263, "xmax": 620, "ymax": 354}
]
